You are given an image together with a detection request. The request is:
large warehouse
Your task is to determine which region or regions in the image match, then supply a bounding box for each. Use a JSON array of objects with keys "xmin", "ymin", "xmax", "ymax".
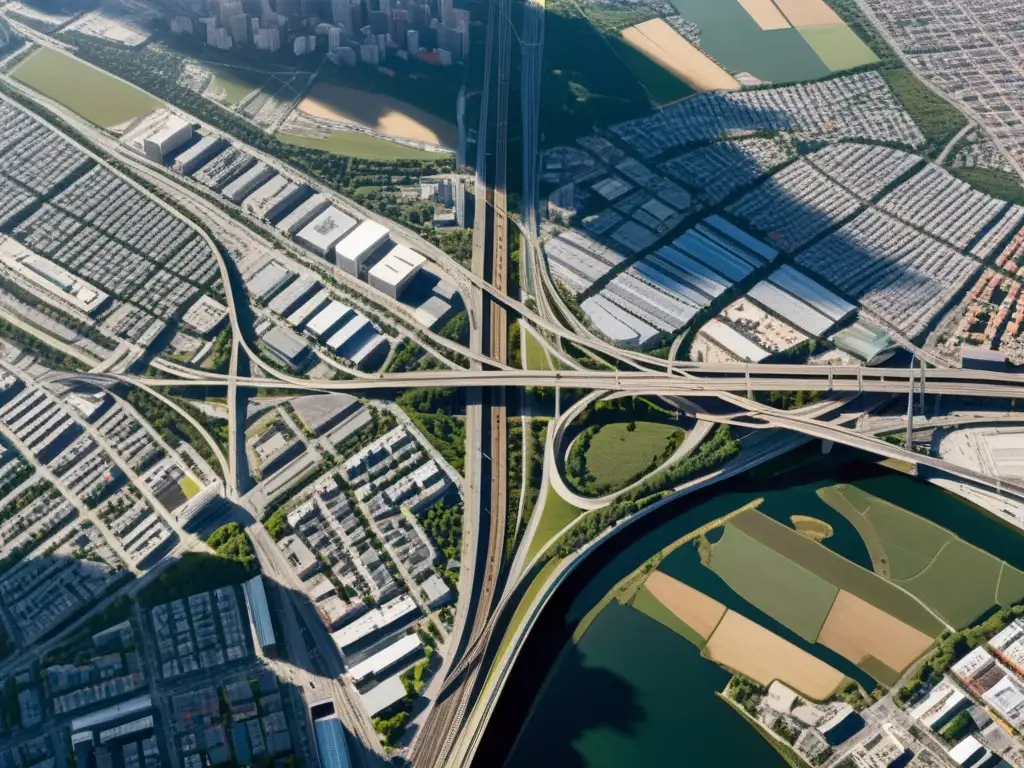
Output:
[
  {"xmin": 296, "ymin": 207, "xmax": 357, "ymax": 256},
  {"xmin": 335, "ymin": 221, "xmax": 390, "ymax": 277},
  {"xmin": 368, "ymin": 245, "xmax": 425, "ymax": 299}
]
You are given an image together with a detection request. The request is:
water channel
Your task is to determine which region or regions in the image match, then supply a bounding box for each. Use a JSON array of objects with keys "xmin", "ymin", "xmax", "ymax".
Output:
[{"xmin": 475, "ymin": 445, "xmax": 1024, "ymax": 767}]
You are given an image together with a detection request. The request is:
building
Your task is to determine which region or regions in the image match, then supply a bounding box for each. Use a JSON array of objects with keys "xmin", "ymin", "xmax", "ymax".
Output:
[
  {"xmin": 242, "ymin": 176, "xmax": 306, "ymax": 222},
  {"xmin": 359, "ymin": 675, "xmax": 406, "ymax": 717},
  {"xmin": 267, "ymin": 275, "xmax": 320, "ymax": 317},
  {"xmin": 248, "ymin": 260, "xmax": 293, "ymax": 302},
  {"xmin": 242, "ymin": 575, "xmax": 277, "ymax": 654},
  {"xmin": 261, "ymin": 325, "xmax": 310, "ymax": 370},
  {"xmin": 277, "ymin": 193, "xmax": 331, "ymax": 236},
  {"xmin": 306, "ymin": 300, "xmax": 352, "ymax": 340},
  {"xmin": 279, "ymin": 535, "xmax": 319, "ymax": 579},
  {"xmin": 173, "ymin": 135, "xmax": 227, "ymax": 175},
  {"xmin": 123, "ymin": 110, "xmax": 193, "ymax": 163},
  {"xmin": 0, "ymin": 238, "xmax": 109, "ymax": 315},
  {"xmin": 368, "ymin": 244, "xmax": 426, "ymax": 299},
  {"xmin": 181, "ymin": 295, "xmax": 228, "ymax": 336},
  {"xmin": 848, "ymin": 727, "xmax": 908, "ymax": 768},
  {"xmin": 347, "ymin": 634, "xmax": 422, "ymax": 684},
  {"xmin": 296, "ymin": 207, "xmax": 358, "ymax": 256},
  {"xmin": 962, "ymin": 346, "xmax": 1010, "ymax": 372},
  {"xmin": 289, "ymin": 393, "xmax": 362, "ymax": 436},
  {"xmin": 223, "ymin": 162, "xmax": 276, "ymax": 203},
  {"xmin": 420, "ymin": 573, "xmax": 453, "ymax": 609},
  {"xmin": 311, "ymin": 701, "xmax": 353, "ymax": 768},
  {"xmin": 287, "ymin": 288, "xmax": 331, "ymax": 329},
  {"xmin": 331, "ymin": 594, "xmax": 418, "ymax": 652},
  {"xmin": 335, "ymin": 220, "xmax": 390, "ymax": 277},
  {"xmin": 948, "ymin": 735, "xmax": 991, "ymax": 767},
  {"xmin": 909, "ymin": 679, "xmax": 971, "ymax": 731},
  {"xmin": 326, "ymin": 315, "xmax": 370, "ymax": 354},
  {"xmin": 455, "ymin": 177, "xmax": 475, "ymax": 227}
]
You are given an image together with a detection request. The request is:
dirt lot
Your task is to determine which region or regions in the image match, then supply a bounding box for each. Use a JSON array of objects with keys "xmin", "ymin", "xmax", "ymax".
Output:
[
  {"xmin": 296, "ymin": 83, "xmax": 457, "ymax": 148},
  {"xmin": 620, "ymin": 18, "xmax": 740, "ymax": 92},
  {"xmin": 737, "ymin": 0, "xmax": 792, "ymax": 29},
  {"xmin": 772, "ymin": 0, "xmax": 842, "ymax": 27},
  {"xmin": 817, "ymin": 589, "xmax": 934, "ymax": 676},
  {"xmin": 721, "ymin": 298, "xmax": 808, "ymax": 353},
  {"xmin": 705, "ymin": 610, "xmax": 847, "ymax": 700},
  {"xmin": 645, "ymin": 571, "xmax": 726, "ymax": 640}
]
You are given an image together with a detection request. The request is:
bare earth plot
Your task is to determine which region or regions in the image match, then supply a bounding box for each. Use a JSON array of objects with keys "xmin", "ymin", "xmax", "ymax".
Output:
[
  {"xmin": 639, "ymin": 570, "xmax": 726, "ymax": 643},
  {"xmin": 620, "ymin": 18, "xmax": 740, "ymax": 92},
  {"xmin": 709, "ymin": 522, "xmax": 839, "ymax": 643},
  {"xmin": 817, "ymin": 589, "xmax": 933, "ymax": 684},
  {"xmin": 705, "ymin": 610, "xmax": 847, "ymax": 700},
  {"xmin": 296, "ymin": 83, "xmax": 458, "ymax": 148},
  {"xmin": 737, "ymin": 0, "xmax": 791, "ymax": 30}
]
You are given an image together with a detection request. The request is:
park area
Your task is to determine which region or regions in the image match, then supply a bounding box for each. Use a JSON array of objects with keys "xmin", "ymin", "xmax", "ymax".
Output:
[
  {"xmin": 12, "ymin": 46, "xmax": 161, "ymax": 127},
  {"xmin": 295, "ymin": 83, "xmax": 458, "ymax": 149},
  {"xmin": 579, "ymin": 421, "xmax": 684, "ymax": 495}
]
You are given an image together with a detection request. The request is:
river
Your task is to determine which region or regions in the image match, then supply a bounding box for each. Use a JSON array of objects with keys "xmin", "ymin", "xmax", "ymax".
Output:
[{"xmin": 475, "ymin": 445, "xmax": 1024, "ymax": 767}]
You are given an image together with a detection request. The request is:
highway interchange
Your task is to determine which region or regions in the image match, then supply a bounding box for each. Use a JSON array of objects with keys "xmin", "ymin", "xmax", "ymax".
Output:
[{"xmin": 5, "ymin": 11, "xmax": 1024, "ymax": 768}]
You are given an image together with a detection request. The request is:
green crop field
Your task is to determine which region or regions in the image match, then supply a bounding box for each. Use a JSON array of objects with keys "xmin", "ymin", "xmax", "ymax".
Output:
[
  {"xmin": 276, "ymin": 131, "xmax": 452, "ymax": 161},
  {"xmin": 632, "ymin": 584, "xmax": 707, "ymax": 647},
  {"xmin": 819, "ymin": 485, "xmax": 950, "ymax": 579},
  {"xmin": 709, "ymin": 524, "xmax": 839, "ymax": 643},
  {"xmin": 799, "ymin": 23, "xmax": 879, "ymax": 72},
  {"xmin": 730, "ymin": 509, "xmax": 945, "ymax": 637},
  {"xmin": 584, "ymin": 422, "xmax": 683, "ymax": 492},
  {"xmin": 858, "ymin": 655, "xmax": 902, "ymax": 688},
  {"xmin": 902, "ymin": 541, "xmax": 1024, "ymax": 628},
  {"xmin": 818, "ymin": 484, "xmax": 1024, "ymax": 628},
  {"xmin": 12, "ymin": 47, "xmax": 161, "ymax": 128},
  {"xmin": 607, "ymin": 36, "xmax": 694, "ymax": 106}
]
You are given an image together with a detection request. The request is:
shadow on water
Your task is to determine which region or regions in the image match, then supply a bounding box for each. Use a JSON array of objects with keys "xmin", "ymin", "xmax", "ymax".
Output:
[{"xmin": 477, "ymin": 447, "xmax": 1024, "ymax": 766}]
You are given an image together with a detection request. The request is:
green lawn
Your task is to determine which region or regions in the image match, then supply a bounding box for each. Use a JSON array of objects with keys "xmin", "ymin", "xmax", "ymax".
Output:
[
  {"xmin": 584, "ymin": 421, "xmax": 683, "ymax": 492},
  {"xmin": 799, "ymin": 23, "xmax": 879, "ymax": 72},
  {"xmin": 12, "ymin": 47, "xmax": 161, "ymax": 127},
  {"xmin": 276, "ymin": 130, "xmax": 453, "ymax": 161},
  {"xmin": 526, "ymin": 487, "xmax": 583, "ymax": 562},
  {"xmin": 179, "ymin": 476, "xmax": 201, "ymax": 499},
  {"xmin": 709, "ymin": 524, "xmax": 839, "ymax": 643},
  {"xmin": 523, "ymin": 328, "xmax": 551, "ymax": 370}
]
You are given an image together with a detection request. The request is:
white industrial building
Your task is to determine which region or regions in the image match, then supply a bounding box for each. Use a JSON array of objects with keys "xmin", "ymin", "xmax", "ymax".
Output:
[
  {"xmin": 0, "ymin": 238, "xmax": 108, "ymax": 314},
  {"xmin": 359, "ymin": 675, "xmax": 406, "ymax": 717},
  {"xmin": 173, "ymin": 134, "xmax": 227, "ymax": 175},
  {"xmin": 306, "ymin": 300, "xmax": 352, "ymax": 340},
  {"xmin": 296, "ymin": 206, "xmax": 357, "ymax": 256},
  {"xmin": 331, "ymin": 594, "xmax": 418, "ymax": 652},
  {"xmin": 276, "ymin": 193, "xmax": 330, "ymax": 236},
  {"xmin": 242, "ymin": 574, "xmax": 276, "ymax": 654},
  {"xmin": 326, "ymin": 315, "xmax": 370, "ymax": 353},
  {"xmin": 368, "ymin": 245, "xmax": 425, "ymax": 299},
  {"xmin": 123, "ymin": 109, "xmax": 193, "ymax": 163},
  {"xmin": 223, "ymin": 163, "xmax": 276, "ymax": 204},
  {"xmin": 335, "ymin": 221, "xmax": 390, "ymax": 277},
  {"xmin": 347, "ymin": 634, "xmax": 422, "ymax": 684},
  {"xmin": 287, "ymin": 288, "xmax": 331, "ymax": 329}
]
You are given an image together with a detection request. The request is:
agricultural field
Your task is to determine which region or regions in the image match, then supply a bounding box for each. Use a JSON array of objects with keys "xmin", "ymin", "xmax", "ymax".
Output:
[
  {"xmin": 275, "ymin": 130, "xmax": 451, "ymax": 161},
  {"xmin": 619, "ymin": 18, "xmax": 739, "ymax": 93},
  {"xmin": 817, "ymin": 484, "xmax": 1024, "ymax": 628},
  {"xmin": 799, "ymin": 23, "xmax": 878, "ymax": 71},
  {"xmin": 637, "ymin": 570, "xmax": 726, "ymax": 644},
  {"xmin": 583, "ymin": 421, "xmax": 684, "ymax": 493},
  {"xmin": 11, "ymin": 46, "xmax": 161, "ymax": 127}
]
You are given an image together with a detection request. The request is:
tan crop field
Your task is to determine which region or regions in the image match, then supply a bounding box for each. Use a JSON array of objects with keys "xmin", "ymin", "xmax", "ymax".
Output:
[
  {"xmin": 620, "ymin": 19, "xmax": 740, "ymax": 93},
  {"xmin": 705, "ymin": 610, "xmax": 847, "ymax": 700},
  {"xmin": 737, "ymin": 0, "xmax": 792, "ymax": 30},
  {"xmin": 297, "ymin": 83, "xmax": 458, "ymax": 148},
  {"xmin": 645, "ymin": 571, "xmax": 726, "ymax": 640},
  {"xmin": 773, "ymin": 0, "xmax": 842, "ymax": 27},
  {"xmin": 817, "ymin": 589, "xmax": 934, "ymax": 677}
]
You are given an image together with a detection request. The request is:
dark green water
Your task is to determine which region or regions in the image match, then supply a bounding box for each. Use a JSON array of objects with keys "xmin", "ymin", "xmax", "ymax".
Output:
[{"xmin": 502, "ymin": 451, "xmax": 1024, "ymax": 768}]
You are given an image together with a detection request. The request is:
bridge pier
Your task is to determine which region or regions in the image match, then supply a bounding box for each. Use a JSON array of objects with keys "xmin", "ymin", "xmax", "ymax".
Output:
[
  {"xmin": 821, "ymin": 439, "xmax": 834, "ymax": 454},
  {"xmin": 745, "ymin": 366, "xmax": 752, "ymax": 400}
]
